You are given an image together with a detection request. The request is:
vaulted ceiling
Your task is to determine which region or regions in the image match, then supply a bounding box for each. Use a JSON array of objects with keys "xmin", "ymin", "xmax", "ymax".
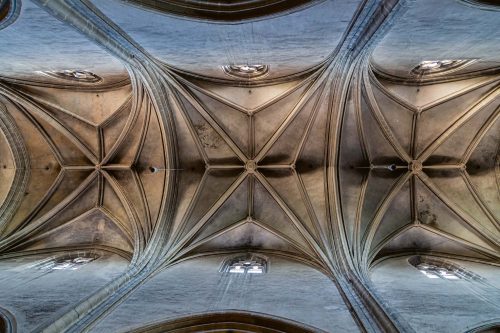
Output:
[
  {"xmin": 340, "ymin": 65, "xmax": 499, "ymax": 270},
  {"xmin": 0, "ymin": 0, "xmax": 498, "ymax": 331}
]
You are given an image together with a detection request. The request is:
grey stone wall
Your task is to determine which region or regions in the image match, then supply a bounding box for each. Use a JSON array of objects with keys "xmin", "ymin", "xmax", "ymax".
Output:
[
  {"xmin": 0, "ymin": 251, "xmax": 128, "ymax": 332},
  {"xmin": 370, "ymin": 256, "xmax": 500, "ymax": 333},
  {"xmin": 91, "ymin": 254, "xmax": 360, "ymax": 332}
]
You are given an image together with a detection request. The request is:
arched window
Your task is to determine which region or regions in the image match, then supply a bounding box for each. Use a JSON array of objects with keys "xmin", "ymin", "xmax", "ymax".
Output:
[
  {"xmin": 221, "ymin": 253, "xmax": 268, "ymax": 274},
  {"xmin": 222, "ymin": 64, "xmax": 269, "ymax": 79},
  {"xmin": 39, "ymin": 70, "xmax": 102, "ymax": 83},
  {"xmin": 411, "ymin": 59, "xmax": 474, "ymax": 76},
  {"xmin": 408, "ymin": 256, "xmax": 482, "ymax": 281},
  {"xmin": 35, "ymin": 251, "xmax": 100, "ymax": 271}
]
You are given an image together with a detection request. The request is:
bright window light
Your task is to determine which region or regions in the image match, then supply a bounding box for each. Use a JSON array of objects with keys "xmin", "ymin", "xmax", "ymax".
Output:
[
  {"xmin": 411, "ymin": 59, "xmax": 472, "ymax": 75},
  {"xmin": 224, "ymin": 255, "xmax": 267, "ymax": 275},
  {"xmin": 37, "ymin": 255, "xmax": 97, "ymax": 271},
  {"xmin": 415, "ymin": 262, "xmax": 460, "ymax": 281},
  {"xmin": 409, "ymin": 256, "xmax": 483, "ymax": 282},
  {"xmin": 419, "ymin": 270, "xmax": 440, "ymax": 279},
  {"xmin": 222, "ymin": 64, "xmax": 269, "ymax": 79}
]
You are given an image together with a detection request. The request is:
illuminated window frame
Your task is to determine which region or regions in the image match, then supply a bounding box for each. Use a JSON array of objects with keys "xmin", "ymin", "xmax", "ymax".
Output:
[
  {"xmin": 410, "ymin": 59, "xmax": 476, "ymax": 76},
  {"xmin": 38, "ymin": 69, "xmax": 102, "ymax": 83},
  {"xmin": 408, "ymin": 256, "xmax": 481, "ymax": 281},
  {"xmin": 34, "ymin": 251, "xmax": 100, "ymax": 271},
  {"xmin": 222, "ymin": 64, "xmax": 270, "ymax": 80},
  {"xmin": 220, "ymin": 253, "xmax": 268, "ymax": 275}
]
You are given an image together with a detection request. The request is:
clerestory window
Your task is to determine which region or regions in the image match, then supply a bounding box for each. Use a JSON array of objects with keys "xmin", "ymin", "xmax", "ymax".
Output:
[
  {"xmin": 36, "ymin": 252, "xmax": 99, "ymax": 271},
  {"xmin": 221, "ymin": 254, "xmax": 268, "ymax": 274},
  {"xmin": 409, "ymin": 256, "xmax": 481, "ymax": 281}
]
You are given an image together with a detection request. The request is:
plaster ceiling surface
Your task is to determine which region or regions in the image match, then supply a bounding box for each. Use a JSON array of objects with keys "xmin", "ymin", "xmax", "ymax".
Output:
[
  {"xmin": 371, "ymin": 0, "xmax": 500, "ymax": 79},
  {"xmin": 90, "ymin": 0, "xmax": 363, "ymax": 80},
  {"xmin": 339, "ymin": 68, "xmax": 499, "ymax": 267},
  {"xmin": 0, "ymin": 78, "xmax": 163, "ymax": 258},
  {"xmin": 0, "ymin": 0, "xmax": 499, "ymax": 331},
  {"xmin": 157, "ymin": 71, "xmax": 333, "ymax": 260},
  {"xmin": 0, "ymin": 122, "xmax": 15, "ymax": 206}
]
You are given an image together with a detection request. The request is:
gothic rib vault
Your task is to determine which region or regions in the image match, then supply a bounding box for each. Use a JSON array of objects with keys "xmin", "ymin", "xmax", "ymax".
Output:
[{"xmin": 0, "ymin": 0, "xmax": 499, "ymax": 332}]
